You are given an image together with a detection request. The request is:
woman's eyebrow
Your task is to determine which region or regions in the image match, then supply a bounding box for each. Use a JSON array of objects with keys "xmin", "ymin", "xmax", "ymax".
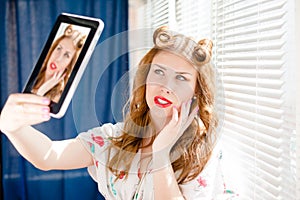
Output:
[
  {"xmin": 58, "ymin": 43, "xmax": 72, "ymax": 52},
  {"xmin": 153, "ymin": 64, "xmax": 167, "ymax": 70},
  {"xmin": 176, "ymin": 71, "xmax": 193, "ymax": 76},
  {"xmin": 153, "ymin": 63, "xmax": 193, "ymax": 75}
]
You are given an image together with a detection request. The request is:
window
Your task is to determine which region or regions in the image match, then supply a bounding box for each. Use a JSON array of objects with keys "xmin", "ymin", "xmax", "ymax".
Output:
[
  {"xmin": 129, "ymin": 0, "xmax": 298, "ymax": 198},
  {"xmin": 212, "ymin": 0, "xmax": 297, "ymax": 198}
]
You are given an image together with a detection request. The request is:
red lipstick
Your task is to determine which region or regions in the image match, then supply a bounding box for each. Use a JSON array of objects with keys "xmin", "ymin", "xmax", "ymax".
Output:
[
  {"xmin": 154, "ymin": 96, "xmax": 172, "ymax": 108},
  {"xmin": 49, "ymin": 62, "xmax": 57, "ymax": 70}
]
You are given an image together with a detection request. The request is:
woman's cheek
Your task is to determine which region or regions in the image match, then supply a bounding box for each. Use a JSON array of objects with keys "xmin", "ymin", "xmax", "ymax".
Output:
[
  {"xmin": 175, "ymin": 85, "xmax": 194, "ymax": 102},
  {"xmin": 61, "ymin": 60, "xmax": 71, "ymax": 71}
]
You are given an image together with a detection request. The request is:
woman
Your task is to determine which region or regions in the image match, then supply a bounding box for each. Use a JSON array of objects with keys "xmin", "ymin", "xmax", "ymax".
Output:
[
  {"xmin": 31, "ymin": 24, "xmax": 86, "ymax": 103},
  {"xmin": 0, "ymin": 27, "xmax": 227, "ymax": 199}
]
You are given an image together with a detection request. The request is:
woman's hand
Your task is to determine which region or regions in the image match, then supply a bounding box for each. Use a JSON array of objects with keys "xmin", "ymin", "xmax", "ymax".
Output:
[
  {"xmin": 152, "ymin": 99, "xmax": 198, "ymax": 156},
  {"xmin": 151, "ymin": 100, "xmax": 198, "ymax": 199},
  {"xmin": 0, "ymin": 93, "xmax": 51, "ymax": 133},
  {"xmin": 36, "ymin": 70, "xmax": 65, "ymax": 96}
]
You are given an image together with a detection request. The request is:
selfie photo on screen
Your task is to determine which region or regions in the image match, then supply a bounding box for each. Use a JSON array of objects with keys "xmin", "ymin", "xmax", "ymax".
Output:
[{"xmin": 31, "ymin": 23, "xmax": 90, "ymax": 103}]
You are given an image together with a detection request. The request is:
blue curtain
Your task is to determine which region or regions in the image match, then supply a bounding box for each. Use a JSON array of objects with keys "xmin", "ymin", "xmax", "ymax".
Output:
[{"xmin": 0, "ymin": 0, "xmax": 129, "ymax": 199}]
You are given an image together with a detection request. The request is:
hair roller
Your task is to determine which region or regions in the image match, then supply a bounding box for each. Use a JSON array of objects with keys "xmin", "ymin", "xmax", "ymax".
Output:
[
  {"xmin": 193, "ymin": 46, "xmax": 207, "ymax": 63},
  {"xmin": 192, "ymin": 39, "xmax": 213, "ymax": 65},
  {"xmin": 76, "ymin": 35, "xmax": 87, "ymax": 49},
  {"xmin": 153, "ymin": 26, "xmax": 175, "ymax": 48},
  {"xmin": 64, "ymin": 25, "xmax": 73, "ymax": 36},
  {"xmin": 199, "ymin": 39, "xmax": 213, "ymax": 58},
  {"xmin": 63, "ymin": 25, "xmax": 86, "ymax": 49}
]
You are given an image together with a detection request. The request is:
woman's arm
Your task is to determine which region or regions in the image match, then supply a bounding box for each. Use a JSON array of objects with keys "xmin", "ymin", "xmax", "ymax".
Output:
[
  {"xmin": 152, "ymin": 102, "xmax": 198, "ymax": 199},
  {"xmin": 152, "ymin": 153, "xmax": 185, "ymax": 200},
  {"xmin": 5, "ymin": 126, "xmax": 93, "ymax": 170},
  {"xmin": 0, "ymin": 93, "xmax": 93, "ymax": 171}
]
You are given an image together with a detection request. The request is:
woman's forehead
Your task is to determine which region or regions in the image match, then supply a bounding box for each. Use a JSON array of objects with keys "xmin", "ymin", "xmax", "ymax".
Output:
[
  {"xmin": 152, "ymin": 50, "xmax": 196, "ymax": 73},
  {"xmin": 58, "ymin": 37, "xmax": 76, "ymax": 51}
]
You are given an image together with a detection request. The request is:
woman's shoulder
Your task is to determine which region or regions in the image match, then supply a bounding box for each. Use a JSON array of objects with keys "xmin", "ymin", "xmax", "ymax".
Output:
[
  {"xmin": 76, "ymin": 122, "xmax": 124, "ymax": 156},
  {"xmin": 76, "ymin": 122, "xmax": 124, "ymax": 148},
  {"xmin": 85, "ymin": 122, "xmax": 124, "ymax": 138}
]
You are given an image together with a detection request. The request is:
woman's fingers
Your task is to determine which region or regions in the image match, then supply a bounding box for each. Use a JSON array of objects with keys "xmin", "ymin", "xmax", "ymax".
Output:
[
  {"xmin": 177, "ymin": 99, "xmax": 193, "ymax": 125},
  {"xmin": 37, "ymin": 70, "xmax": 66, "ymax": 96},
  {"xmin": 50, "ymin": 70, "xmax": 65, "ymax": 85},
  {"xmin": 52, "ymin": 70, "xmax": 65, "ymax": 81},
  {"xmin": 171, "ymin": 106, "xmax": 179, "ymax": 123},
  {"xmin": 182, "ymin": 106, "xmax": 198, "ymax": 131},
  {"xmin": 1, "ymin": 93, "xmax": 51, "ymax": 133},
  {"xmin": 153, "ymin": 98, "xmax": 199, "ymax": 153},
  {"xmin": 21, "ymin": 103, "xmax": 50, "ymax": 115},
  {"xmin": 9, "ymin": 93, "xmax": 50, "ymax": 105},
  {"xmin": 176, "ymin": 99, "xmax": 199, "ymax": 134},
  {"xmin": 57, "ymin": 70, "xmax": 65, "ymax": 78},
  {"xmin": 14, "ymin": 112, "xmax": 50, "ymax": 124}
]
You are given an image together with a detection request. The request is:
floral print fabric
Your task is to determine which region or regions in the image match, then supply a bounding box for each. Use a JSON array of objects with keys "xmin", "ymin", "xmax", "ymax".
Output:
[{"xmin": 77, "ymin": 123, "xmax": 238, "ymax": 199}]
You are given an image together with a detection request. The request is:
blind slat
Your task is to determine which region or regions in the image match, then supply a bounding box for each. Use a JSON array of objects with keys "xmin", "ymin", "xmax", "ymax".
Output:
[{"xmin": 139, "ymin": 0, "xmax": 296, "ymax": 198}]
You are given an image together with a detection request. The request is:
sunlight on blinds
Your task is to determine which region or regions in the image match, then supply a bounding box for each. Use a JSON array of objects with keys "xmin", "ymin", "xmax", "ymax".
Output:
[
  {"xmin": 175, "ymin": 0, "xmax": 211, "ymax": 39},
  {"xmin": 212, "ymin": 0, "xmax": 296, "ymax": 199},
  {"xmin": 133, "ymin": 0, "xmax": 297, "ymax": 198},
  {"xmin": 151, "ymin": 0, "xmax": 169, "ymax": 27}
]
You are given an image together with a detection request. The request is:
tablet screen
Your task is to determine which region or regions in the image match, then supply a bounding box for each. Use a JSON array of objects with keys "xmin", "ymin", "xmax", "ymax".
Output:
[
  {"xmin": 31, "ymin": 23, "xmax": 91, "ymax": 103},
  {"xmin": 23, "ymin": 13, "xmax": 104, "ymax": 118}
]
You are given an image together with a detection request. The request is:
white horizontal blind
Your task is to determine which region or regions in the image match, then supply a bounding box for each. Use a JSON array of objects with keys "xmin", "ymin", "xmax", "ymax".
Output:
[
  {"xmin": 140, "ymin": 0, "xmax": 153, "ymax": 48},
  {"xmin": 149, "ymin": 0, "xmax": 170, "ymax": 28},
  {"xmin": 175, "ymin": 0, "xmax": 211, "ymax": 40},
  {"xmin": 140, "ymin": 0, "xmax": 212, "ymax": 45},
  {"xmin": 212, "ymin": 0, "xmax": 296, "ymax": 199},
  {"xmin": 138, "ymin": 0, "xmax": 171, "ymax": 54}
]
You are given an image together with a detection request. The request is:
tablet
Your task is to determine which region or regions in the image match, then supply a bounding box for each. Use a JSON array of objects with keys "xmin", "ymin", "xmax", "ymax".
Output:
[{"xmin": 23, "ymin": 13, "xmax": 104, "ymax": 118}]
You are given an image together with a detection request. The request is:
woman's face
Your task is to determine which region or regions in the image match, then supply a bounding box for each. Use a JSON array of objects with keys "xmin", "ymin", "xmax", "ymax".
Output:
[
  {"xmin": 45, "ymin": 37, "xmax": 76, "ymax": 79},
  {"xmin": 146, "ymin": 50, "xmax": 198, "ymax": 119}
]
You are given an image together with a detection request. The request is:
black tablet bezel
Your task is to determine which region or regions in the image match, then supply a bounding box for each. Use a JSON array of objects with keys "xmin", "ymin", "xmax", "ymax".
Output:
[{"xmin": 23, "ymin": 13, "xmax": 103, "ymax": 116}]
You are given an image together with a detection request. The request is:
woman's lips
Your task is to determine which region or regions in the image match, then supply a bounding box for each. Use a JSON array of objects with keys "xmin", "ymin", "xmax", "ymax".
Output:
[
  {"xmin": 49, "ymin": 62, "xmax": 57, "ymax": 70},
  {"xmin": 154, "ymin": 96, "xmax": 172, "ymax": 108}
]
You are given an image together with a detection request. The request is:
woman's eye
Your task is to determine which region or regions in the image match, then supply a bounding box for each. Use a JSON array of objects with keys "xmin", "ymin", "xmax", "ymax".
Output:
[
  {"xmin": 154, "ymin": 69, "xmax": 164, "ymax": 76},
  {"xmin": 176, "ymin": 75, "xmax": 187, "ymax": 81},
  {"xmin": 64, "ymin": 53, "xmax": 71, "ymax": 59},
  {"xmin": 56, "ymin": 46, "xmax": 62, "ymax": 50}
]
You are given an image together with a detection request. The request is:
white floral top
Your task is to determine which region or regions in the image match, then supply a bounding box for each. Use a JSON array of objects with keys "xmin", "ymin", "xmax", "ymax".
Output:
[{"xmin": 77, "ymin": 123, "xmax": 237, "ymax": 200}]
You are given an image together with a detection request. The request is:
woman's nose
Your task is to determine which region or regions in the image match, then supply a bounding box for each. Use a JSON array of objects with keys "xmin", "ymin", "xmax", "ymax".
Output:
[
  {"xmin": 160, "ymin": 78, "xmax": 175, "ymax": 94},
  {"xmin": 56, "ymin": 53, "xmax": 64, "ymax": 63},
  {"xmin": 160, "ymin": 86, "xmax": 171, "ymax": 94}
]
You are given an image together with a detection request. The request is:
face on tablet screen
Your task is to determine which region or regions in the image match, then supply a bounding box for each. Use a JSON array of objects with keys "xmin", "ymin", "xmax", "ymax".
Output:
[{"xmin": 31, "ymin": 23, "xmax": 91, "ymax": 103}]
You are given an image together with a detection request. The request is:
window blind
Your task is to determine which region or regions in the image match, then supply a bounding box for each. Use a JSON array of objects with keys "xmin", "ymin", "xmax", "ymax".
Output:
[
  {"xmin": 151, "ymin": 0, "xmax": 169, "ymax": 27},
  {"xmin": 138, "ymin": 0, "xmax": 212, "ymax": 49},
  {"xmin": 175, "ymin": 0, "xmax": 211, "ymax": 39},
  {"xmin": 138, "ymin": 0, "xmax": 171, "ymax": 54},
  {"xmin": 133, "ymin": 0, "xmax": 297, "ymax": 198},
  {"xmin": 212, "ymin": 0, "xmax": 296, "ymax": 199}
]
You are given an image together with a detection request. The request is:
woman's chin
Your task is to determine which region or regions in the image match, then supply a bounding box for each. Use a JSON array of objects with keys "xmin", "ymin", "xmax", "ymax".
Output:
[{"xmin": 149, "ymin": 106, "xmax": 172, "ymax": 123}]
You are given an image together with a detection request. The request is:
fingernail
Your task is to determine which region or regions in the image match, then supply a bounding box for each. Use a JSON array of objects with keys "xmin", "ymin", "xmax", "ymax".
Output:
[
  {"xmin": 43, "ymin": 114, "xmax": 50, "ymax": 120},
  {"xmin": 43, "ymin": 98, "xmax": 50, "ymax": 104},
  {"xmin": 42, "ymin": 107, "xmax": 49, "ymax": 113}
]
